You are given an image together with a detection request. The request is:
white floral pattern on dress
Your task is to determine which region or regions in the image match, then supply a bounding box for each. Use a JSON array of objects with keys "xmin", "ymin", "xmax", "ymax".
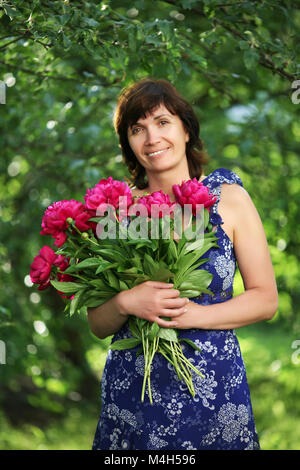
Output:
[{"xmin": 201, "ymin": 403, "xmax": 257, "ymax": 449}]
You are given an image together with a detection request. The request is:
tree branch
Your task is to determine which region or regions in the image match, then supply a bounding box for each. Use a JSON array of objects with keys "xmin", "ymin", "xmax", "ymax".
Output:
[
  {"xmin": 161, "ymin": 0, "xmax": 297, "ymax": 82},
  {"xmin": 0, "ymin": 59, "xmax": 122, "ymax": 87},
  {"xmin": 0, "ymin": 36, "xmax": 24, "ymax": 51}
]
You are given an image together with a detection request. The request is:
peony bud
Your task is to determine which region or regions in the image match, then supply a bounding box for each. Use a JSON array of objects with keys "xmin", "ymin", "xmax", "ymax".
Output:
[
  {"xmin": 66, "ymin": 217, "xmax": 73, "ymax": 224},
  {"xmin": 81, "ymin": 232, "xmax": 89, "ymax": 240}
]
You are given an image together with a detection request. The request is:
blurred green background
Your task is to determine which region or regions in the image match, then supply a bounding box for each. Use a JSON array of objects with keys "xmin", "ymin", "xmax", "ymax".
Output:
[{"xmin": 0, "ymin": 0, "xmax": 299, "ymax": 450}]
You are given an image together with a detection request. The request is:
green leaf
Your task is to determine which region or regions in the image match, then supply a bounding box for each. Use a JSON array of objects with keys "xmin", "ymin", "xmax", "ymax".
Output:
[
  {"xmin": 186, "ymin": 49, "xmax": 208, "ymax": 68},
  {"xmin": 96, "ymin": 261, "xmax": 118, "ymax": 274},
  {"xmin": 69, "ymin": 289, "xmax": 86, "ymax": 316},
  {"xmin": 136, "ymin": 318, "xmax": 148, "ymax": 331},
  {"xmin": 243, "ymin": 48, "xmax": 260, "ymax": 70},
  {"xmin": 152, "ymin": 265, "xmax": 175, "ymax": 282},
  {"xmin": 96, "ymin": 248, "xmax": 127, "ymax": 263},
  {"xmin": 81, "ymin": 17, "xmax": 100, "ymax": 28},
  {"xmin": 239, "ymin": 40, "xmax": 250, "ymax": 51},
  {"xmin": 128, "ymin": 28, "xmax": 137, "ymax": 52},
  {"xmin": 105, "ymin": 270, "xmax": 120, "ymax": 290},
  {"xmin": 147, "ymin": 322, "xmax": 160, "ymax": 341},
  {"xmin": 167, "ymin": 238, "xmax": 178, "ymax": 263},
  {"xmin": 0, "ymin": 306, "xmax": 11, "ymax": 318},
  {"xmin": 117, "ymin": 266, "xmax": 139, "ymax": 274},
  {"xmin": 119, "ymin": 280, "xmax": 129, "ymax": 290},
  {"xmin": 158, "ymin": 327, "xmax": 178, "ymax": 342},
  {"xmin": 3, "ymin": 5, "xmax": 20, "ymax": 19},
  {"xmin": 174, "ymin": 238, "xmax": 218, "ymax": 286},
  {"xmin": 174, "ymin": 250, "xmax": 202, "ymax": 278},
  {"xmin": 179, "ymin": 269, "xmax": 213, "ymax": 291},
  {"xmin": 184, "ymin": 238, "xmax": 206, "ymax": 252},
  {"xmin": 183, "ymin": 237, "xmax": 218, "ymax": 255},
  {"xmin": 65, "ymin": 257, "xmax": 101, "ymax": 271},
  {"xmin": 180, "ymin": 0, "xmax": 200, "ymax": 9},
  {"xmin": 50, "ymin": 280, "xmax": 86, "ymax": 293},
  {"xmin": 84, "ymin": 298, "xmax": 106, "ymax": 308},
  {"xmin": 143, "ymin": 253, "xmax": 159, "ymax": 277},
  {"xmin": 110, "ymin": 338, "xmax": 142, "ymax": 350},
  {"xmin": 129, "ymin": 318, "xmax": 142, "ymax": 339},
  {"xmin": 178, "ymin": 289, "xmax": 202, "ymax": 297}
]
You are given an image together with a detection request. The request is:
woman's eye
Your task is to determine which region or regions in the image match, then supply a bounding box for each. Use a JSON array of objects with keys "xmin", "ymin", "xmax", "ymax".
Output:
[
  {"xmin": 132, "ymin": 127, "xmax": 141, "ymax": 135},
  {"xmin": 159, "ymin": 120, "xmax": 168, "ymax": 126}
]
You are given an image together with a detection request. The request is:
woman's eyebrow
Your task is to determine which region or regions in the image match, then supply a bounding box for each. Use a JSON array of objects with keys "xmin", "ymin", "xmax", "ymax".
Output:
[{"xmin": 131, "ymin": 113, "xmax": 173, "ymax": 127}]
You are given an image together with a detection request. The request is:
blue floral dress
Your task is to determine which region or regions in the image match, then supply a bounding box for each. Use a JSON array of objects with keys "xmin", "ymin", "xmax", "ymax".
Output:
[{"xmin": 92, "ymin": 168, "xmax": 260, "ymax": 450}]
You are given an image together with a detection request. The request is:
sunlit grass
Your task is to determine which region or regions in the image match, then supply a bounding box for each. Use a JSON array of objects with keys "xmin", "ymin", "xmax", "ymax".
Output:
[
  {"xmin": 0, "ymin": 407, "xmax": 96, "ymax": 450},
  {"xmin": 236, "ymin": 322, "xmax": 300, "ymax": 450}
]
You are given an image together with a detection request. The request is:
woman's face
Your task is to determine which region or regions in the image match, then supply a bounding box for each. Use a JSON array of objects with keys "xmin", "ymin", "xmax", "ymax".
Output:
[{"xmin": 127, "ymin": 104, "xmax": 189, "ymax": 176}]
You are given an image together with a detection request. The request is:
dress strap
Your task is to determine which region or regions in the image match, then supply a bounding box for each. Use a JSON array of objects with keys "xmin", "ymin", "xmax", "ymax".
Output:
[{"xmin": 202, "ymin": 168, "xmax": 244, "ymax": 226}]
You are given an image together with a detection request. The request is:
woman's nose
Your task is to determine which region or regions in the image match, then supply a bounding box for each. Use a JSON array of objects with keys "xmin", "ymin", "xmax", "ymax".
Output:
[{"xmin": 145, "ymin": 126, "xmax": 160, "ymax": 146}]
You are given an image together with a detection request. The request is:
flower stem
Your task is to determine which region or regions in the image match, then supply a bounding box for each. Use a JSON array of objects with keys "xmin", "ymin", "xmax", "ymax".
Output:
[
  {"xmin": 67, "ymin": 237, "xmax": 79, "ymax": 250},
  {"xmin": 141, "ymin": 330, "xmax": 147, "ymax": 403},
  {"xmin": 174, "ymin": 342, "xmax": 204, "ymax": 377},
  {"xmin": 69, "ymin": 222, "xmax": 99, "ymax": 246},
  {"xmin": 140, "ymin": 330, "xmax": 203, "ymax": 404},
  {"xmin": 159, "ymin": 341, "xmax": 201, "ymax": 397},
  {"xmin": 158, "ymin": 346, "xmax": 177, "ymax": 368}
]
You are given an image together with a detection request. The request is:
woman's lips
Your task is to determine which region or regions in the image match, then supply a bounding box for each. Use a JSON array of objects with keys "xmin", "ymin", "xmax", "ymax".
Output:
[{"xmin": 146, "ymin": 148, "xmax": 169, "ymax": 157}]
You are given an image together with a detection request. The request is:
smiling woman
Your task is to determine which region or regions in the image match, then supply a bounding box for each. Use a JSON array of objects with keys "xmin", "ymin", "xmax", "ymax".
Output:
[
  {"xmin": 113, "ymin": 77, "xmax": 209, "ymax": 192},
  {"xmin": 126, "ymin": 105, "xmax": 189, "ymax": 192},
  {"xmin": 88, "ymin": 77, "xmax": 278, "ymax": 451}
]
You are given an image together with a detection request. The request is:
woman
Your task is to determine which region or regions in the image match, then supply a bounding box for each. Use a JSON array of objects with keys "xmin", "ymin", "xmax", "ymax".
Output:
[{"xmin": 88, "ymin": 78, "xmax": 278, "ymax": 450}]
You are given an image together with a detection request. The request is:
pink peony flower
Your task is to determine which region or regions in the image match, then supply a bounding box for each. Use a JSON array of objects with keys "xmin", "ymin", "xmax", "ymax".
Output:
[
  {"xmin": 172, "ymin": 178, "xmax": 217, "ymax": 216},
  {"xmin": 30, "ymin": 246, "xmax": 75, "ymax": 299},
  {"xmin": 54, "ymin": 254, "xmax": 70, "ymax": 272},
  {"xmin": 30, "ymin": 245, "xmax": 69, "ymax": 290},
  {"xmin": 40, "ymin": 199, "xmax": 91, "ymax": 247},
  {"xmin": 135, "ymin": 191, "xmax": 177, "ymax": 219},
  {"xmin": 84, "ymin": 177, "xmax": 133, "ymax": 228}
]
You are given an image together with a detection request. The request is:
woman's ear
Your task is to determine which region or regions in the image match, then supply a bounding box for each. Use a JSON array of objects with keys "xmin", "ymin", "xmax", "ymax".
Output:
[{"xmin": 183, "ymin": 124, "xmax": 190, "ymax": 143}]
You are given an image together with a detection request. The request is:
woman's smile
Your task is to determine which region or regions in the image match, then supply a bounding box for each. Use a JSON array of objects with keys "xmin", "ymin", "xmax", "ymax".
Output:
[{"xmin": 146, "ymin": 147, "xmax": 170, "ymax": 157}]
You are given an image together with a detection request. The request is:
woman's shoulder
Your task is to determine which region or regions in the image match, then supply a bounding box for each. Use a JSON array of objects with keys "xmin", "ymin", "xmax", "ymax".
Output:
[{"xmin": 221, "ymin": 179, "xmax": 249, "ymax": 208}]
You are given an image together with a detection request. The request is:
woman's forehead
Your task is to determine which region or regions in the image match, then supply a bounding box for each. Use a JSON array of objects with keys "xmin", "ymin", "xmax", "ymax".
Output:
[{"xmin": 135, "ymin": 104, "xmax": 174, "ymax": 123}]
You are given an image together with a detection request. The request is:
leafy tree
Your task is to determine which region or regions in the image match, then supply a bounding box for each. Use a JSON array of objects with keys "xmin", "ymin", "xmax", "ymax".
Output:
[{"xmin": 0, "ymin": 0, "xmax": 299, "ymax": 430}]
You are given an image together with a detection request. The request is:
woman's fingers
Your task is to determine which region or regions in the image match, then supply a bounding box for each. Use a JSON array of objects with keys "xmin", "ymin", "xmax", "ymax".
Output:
[
  {"xmin": 147, "ymin": 281, "xmax": 175, "ymax": 289},
  {"xmin": 156, "ymin": 316, "xmax": 179, "ymax": 328},
  {"xmin": 159, "ymin": 304, "xmax": 188, "ymax": 319},
  {"xmin": 163, "ymin": 288, "xmax": 181, "ymax": 298},
  {"xmin": 162, "ymin": 297, "xmax": 189, "ymax": 309}
]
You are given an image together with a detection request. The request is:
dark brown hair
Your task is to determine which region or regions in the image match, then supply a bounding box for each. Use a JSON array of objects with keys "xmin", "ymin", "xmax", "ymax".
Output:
[{"xmin": 114, "ymin": 77, "xmax": 210, "ymax": 189}]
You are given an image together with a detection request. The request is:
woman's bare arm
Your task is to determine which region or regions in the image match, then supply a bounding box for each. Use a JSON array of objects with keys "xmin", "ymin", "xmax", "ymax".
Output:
[
  {"xmin": 166, "ymin": 184, "xmax": 278, "ymax": 330},
  {"xmin": 87, "ymin": 293, "xmax": 129, "ymax": 340}
]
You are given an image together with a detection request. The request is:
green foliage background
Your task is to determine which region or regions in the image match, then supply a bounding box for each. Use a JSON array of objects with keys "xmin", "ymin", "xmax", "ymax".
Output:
[{"xmin": 0, "ymin": 0, "xmax": 299, "ymax": 450}]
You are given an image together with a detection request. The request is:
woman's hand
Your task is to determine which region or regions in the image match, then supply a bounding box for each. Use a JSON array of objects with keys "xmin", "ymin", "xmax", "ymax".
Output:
[
  {"xmin": 169, "ymin": 301, "xmax": 205, "ymax": 329},
  {"xmin": 117, "ymin": 280, "xmax": 189, "ymax": 328}
]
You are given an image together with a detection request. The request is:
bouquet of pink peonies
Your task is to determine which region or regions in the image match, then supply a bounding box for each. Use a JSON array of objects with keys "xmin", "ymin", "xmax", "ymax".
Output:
[{"xmin": 30, "ymin": 177, "xmax": 219, "ymax": 403}]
